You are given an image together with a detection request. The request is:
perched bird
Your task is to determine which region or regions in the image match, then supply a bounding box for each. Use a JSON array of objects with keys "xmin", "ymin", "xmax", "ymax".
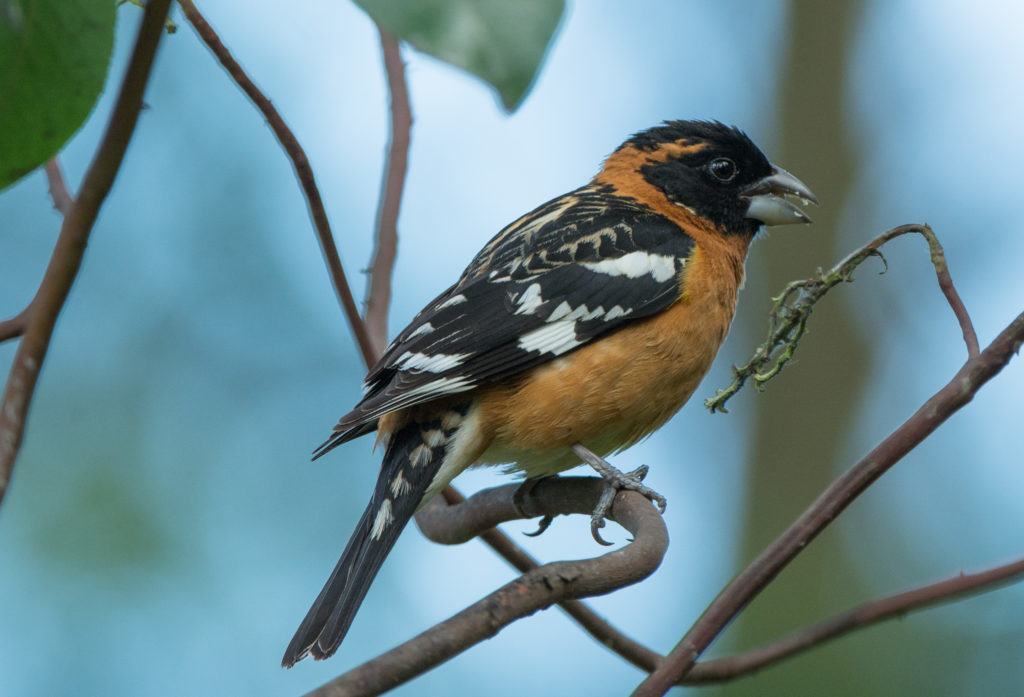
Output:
[{"xmin": 282, "ymin": 120, "xmax": 816, "ymax": 666}]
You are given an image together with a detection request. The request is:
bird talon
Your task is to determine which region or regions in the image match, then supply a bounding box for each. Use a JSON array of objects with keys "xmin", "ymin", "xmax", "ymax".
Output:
[
  {"xmin": 572, "ymin": 444, "xmax": 669, "ymax": 546},
  {"xmin": 590, "ymin": 516, "xmax": 613, "ymax": 546},
  {"xmin": 523, "ymin": 514, "xmax": 555, "ymax": 537}
]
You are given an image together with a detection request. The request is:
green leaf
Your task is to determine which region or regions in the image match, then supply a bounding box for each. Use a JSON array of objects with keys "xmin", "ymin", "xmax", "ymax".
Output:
[
  {"xmin": 0, "ymin": 0, "xmax": 116, "ymax": 190},
  {"xmin": 356, "ymin": 0, "xmax": 564, "ymax": 112}
]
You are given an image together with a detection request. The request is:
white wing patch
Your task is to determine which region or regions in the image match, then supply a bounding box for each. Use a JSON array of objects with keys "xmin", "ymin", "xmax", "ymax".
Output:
[
  {"xmin": 407, "ymin": 322, "xmax": 435, "ymax": 340},
  {"xmin": 437, "ymin": 294, "xmax": 468, "ymax": 309},
  {"xmin": 402, "ymin": 375, "xmax": 474, "ymax": 400},
  {"xmin": 604, "ymin": 305, "xmax": 629, "ymax": 320},
  {"xmin": 397, "ymin": 351, "xmax": 470, "ymax": 372},
  {"xmin": 582, "ymin": 251, "xmax": 678, "ymax": 282},
  {"xmin": 514, "ymin": 283, "xmax": 544, "ymax": 315},
  {"xmin": 547, "ymin": 301, "xmax": 606, "ymax": 323},
  {"xmin": 517, "ymin": 321, "xmax": 583, "ymax": 356}
]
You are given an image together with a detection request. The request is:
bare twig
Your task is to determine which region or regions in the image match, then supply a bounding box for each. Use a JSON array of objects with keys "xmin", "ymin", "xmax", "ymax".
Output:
[
  {"xmin": 1, "ymin": 161, "xmax": 75, "ymax": 345},
  {"xmin": 363, "ymin": 27, "xmax": 412, "ymax": 356},
  {"xmin": 0, "ymin": 308, "xmax": 31, "ymax": 344},
  {"xmin": 634, "ymin": 309, "xmax": 1024, "ymax": 697},
  {"xmin": 43, "ymin": 159, "xmax": 74, "ymax": 216},
  {"xmin": 305, "ymin": 478, "xmax": 668, "ymax": 697},
  {"xmin": 685, "ymin": 556, "xmax": 1024, "ymax": 683},
  {"xmin": 706, "ymin": 223, "xmax": 979, "ymax": 413},
  {"xmin": 177, "ymin": 0, "xmax": 377, "ymax": 368},
  {"xmin": 0, "ymin": 0, "xmax": 172, "ymax": 504}
]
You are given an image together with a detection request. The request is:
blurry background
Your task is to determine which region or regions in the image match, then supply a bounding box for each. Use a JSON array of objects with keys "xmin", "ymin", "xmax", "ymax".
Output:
[{"xmin": 2, "ymin": 1, "xmax": 1023, "ymax": 695}]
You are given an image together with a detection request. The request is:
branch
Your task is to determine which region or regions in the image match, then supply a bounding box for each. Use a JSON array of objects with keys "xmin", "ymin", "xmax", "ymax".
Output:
[
  {"xmin": 304, "ymin": 478, "xmax": 668, "ymax": 697},
  {"xmin": 43, "ymin": 159, "xmax": 74, "ymax": 216},
  {"xmin": 0, "ymin": 0, "xmax": 172, "ymax": 504},
  {"xmin": 706, "ymin": 223, "xmax": 979, "ymax": 413},
  {"xmin": 0, "ymin": 308, "xmax": 30, "ymax": 344},
  {"xmin": 363, "ymin": 27, "xmax": 412, "ymax": 356},
  {"xmin": 435, "ymin": 486, "xmax": 665, "ymax": 671},
  {"xmin": 685, "ymin": 555, "xmax": 1024, "ymax": 683},
  {"xmin": 178, "ymin": 0, "xmax": 377, "ymax": 368},
  {"xmin": 633, "ymin": 309, "xmax": 1024, "ymax": 697}
]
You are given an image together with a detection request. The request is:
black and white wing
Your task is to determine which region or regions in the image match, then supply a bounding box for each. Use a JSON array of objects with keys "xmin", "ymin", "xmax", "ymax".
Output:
[{"xmin": 315, "ymin": 186, "xmax": 696, "ymax": 456}]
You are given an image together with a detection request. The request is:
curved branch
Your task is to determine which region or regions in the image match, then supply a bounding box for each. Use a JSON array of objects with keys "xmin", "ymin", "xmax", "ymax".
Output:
[
  {"xmin": 634, "ymin": 309, "xmax": 1024, "ymax": 697},
  {"xmin": 685, "ymin": 555, "xmax": 1024, "ymax": 683},
  {"xmin": 706, "ymin": 223, "xmax": 979, "ymax": 412},
  {"xmin": 0, "ymin": 0, "xmax": 172, "ymax": 504},
  {"xmin": 178, "ymin": 0, "xmax": 377, "ymax": 368},
  {"xmin": 434, "ymin": 485, "xmax": 665, "ymax": 671},
  {"xmin": 305, "ymin": 478, "xmax": 668, "ymax": 697},
  {"xmin": 363, "ymin": 27, "xmax": 412, "ymax": 356}
]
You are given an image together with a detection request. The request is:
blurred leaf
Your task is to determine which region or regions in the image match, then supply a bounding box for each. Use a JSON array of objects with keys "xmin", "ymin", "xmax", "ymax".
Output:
[
  {"xmin": 356, "ymin": 0, "xmax": 564, "ymax": 111},
  {"xmin": 31, "ymin": 468, "xmax": 174, "ymax": 584},
  {"xmin": 0, "ymin": 0, "xmax": 116, "ymax": 190}
]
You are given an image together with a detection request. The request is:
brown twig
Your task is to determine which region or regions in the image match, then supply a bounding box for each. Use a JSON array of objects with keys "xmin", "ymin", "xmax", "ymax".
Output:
[
  {"xmin": 634, "ymin": 309, "xmax": 1024, "ymax": 697},
  {"xmin": 177, "ymin": 0, "xmax": 377, "ymax": 368},
  {"xmin": 1, "ymin": 161, "xmax": 75, "ymax": 345},
  {"xmin": 43, "ymin": 159, "xmax": 74, "ymax": 216},
  {"xmin": 0, "ymin": 308, "xmax": 31, "ymax": 344},
  {"xmin": 0, "ymin": 0, "xmax": 172, "ymax": 504},
  {"xmin": 304, "ymin": 478, "xmax": 668, "ymax": 697},
  {"xmin": 706, "ymin": 223, "xmax": 979, "ymax": 412},
  {"xmin": 363, "ymin": 27, "xmax": 412, "ymax": 356},
  {"xmin": 684, "ymin": 555, "xmax": 1024, "ymax": 683}
]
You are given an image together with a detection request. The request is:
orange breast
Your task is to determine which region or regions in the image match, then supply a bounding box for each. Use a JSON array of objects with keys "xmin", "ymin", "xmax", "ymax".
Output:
[{"xmin": 475, "ymin": 239, "xmax": 747, "ymax": 478}]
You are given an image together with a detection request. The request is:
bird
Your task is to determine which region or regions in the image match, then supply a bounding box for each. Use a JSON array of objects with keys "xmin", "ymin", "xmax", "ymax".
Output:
[{"xmin": 282, "ymin": 120, "xmax": 816, "ymax": 667}]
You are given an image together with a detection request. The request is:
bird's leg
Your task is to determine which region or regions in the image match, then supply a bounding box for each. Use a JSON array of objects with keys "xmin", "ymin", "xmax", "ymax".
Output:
[
  {"xmin": 513, "ymin": 475, "xmax": 558, "ymax": 537},
  {"xmin": 571, "ymin": 443, "xmax": 667, "ymax": 546}
]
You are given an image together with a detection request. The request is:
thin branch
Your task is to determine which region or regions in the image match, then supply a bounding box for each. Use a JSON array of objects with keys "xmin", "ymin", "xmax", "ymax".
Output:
[
  {"xmin": 0, "ymin": 0, "xmax": 172, "ymax": 504},
  {"xmin": 0, "ymin": 307, "xmax": 31, "ymax": 344},
  {"xmin": 177, "ymin": 0, "xmax": 377, "ymax": 368},
  {"xmin": 363, "ymin": 27, "xmax": 412, "ymax": 356},
  {"xmin": 305, "ymin": 479, "xmax": 668, "ymax": 697},
  {"xmin": 685, "ymin": 556, "xmax": 1024, "ymax": 683},
  {"xmin": 43, "ymin": 159, "xmax": 74, "ymax": 216},
  {"xmin": 706, "ymin": 223, "xmax": 979, "ymax": 413},
  {"xmin": 633, "ymin": 309, "xmax": 1024, "ymax": 697}
]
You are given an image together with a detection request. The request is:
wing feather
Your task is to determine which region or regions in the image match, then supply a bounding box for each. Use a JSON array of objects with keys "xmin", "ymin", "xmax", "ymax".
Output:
[{"xmin": 316, "ymin": 186, "xmax": 696, "ymax": 455}]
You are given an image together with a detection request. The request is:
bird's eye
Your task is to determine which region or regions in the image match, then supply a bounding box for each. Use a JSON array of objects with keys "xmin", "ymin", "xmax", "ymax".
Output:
[{"xmin": 707, "ymin": 158, "xmax": 737, "ymax": 182}]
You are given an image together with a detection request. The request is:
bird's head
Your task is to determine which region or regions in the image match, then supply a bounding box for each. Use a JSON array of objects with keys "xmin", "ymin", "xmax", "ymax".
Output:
[{"xmin": 597, "ymin": 120, "xmax": 817, "ymax": 238}]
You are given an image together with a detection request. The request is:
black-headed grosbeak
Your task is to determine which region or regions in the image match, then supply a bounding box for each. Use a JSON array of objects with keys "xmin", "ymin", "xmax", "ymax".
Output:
[{"xmin": 282, "ymin": 120, "xmax": 816, "ymax": 666}]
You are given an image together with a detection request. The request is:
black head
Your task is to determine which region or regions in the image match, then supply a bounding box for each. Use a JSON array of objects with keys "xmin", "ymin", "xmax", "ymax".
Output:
[{"xmin": 624, "ymin": 120, "xmax": 816, "ymax": 236}]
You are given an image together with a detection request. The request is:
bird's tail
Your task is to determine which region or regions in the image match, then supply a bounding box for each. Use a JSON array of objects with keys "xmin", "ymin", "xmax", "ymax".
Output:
[{"xmin": 281, "ymin": 420, "xmax": 447, "ymax": 667}]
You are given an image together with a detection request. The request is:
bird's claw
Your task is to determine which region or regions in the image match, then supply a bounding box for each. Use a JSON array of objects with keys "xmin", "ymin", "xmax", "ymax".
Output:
[
  {"xmin": 587, "ymin": 463, "xmax": 667, "ymax": 545},
  {"xmin": 514, "ymin": 476, "xmax": 559, "ymax": 537},
  {"xmin": 524, "ymin": 514, "xmax": 555, "ymax": 537}
]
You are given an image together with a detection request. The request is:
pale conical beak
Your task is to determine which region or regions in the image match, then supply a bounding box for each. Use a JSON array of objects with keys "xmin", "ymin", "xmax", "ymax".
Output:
[{"xmin": 743, "ymin": 165, "xmax": 818, "ymax": 226}]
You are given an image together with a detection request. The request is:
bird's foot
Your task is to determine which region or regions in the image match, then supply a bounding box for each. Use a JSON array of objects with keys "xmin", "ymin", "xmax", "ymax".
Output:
[
  {"xmin": 513, "ymin": 476, "xmax": 558, "ymax": 537},
  {"xmin": 571, "ymin": 443, "xmax": 667, "ymax": 546}
]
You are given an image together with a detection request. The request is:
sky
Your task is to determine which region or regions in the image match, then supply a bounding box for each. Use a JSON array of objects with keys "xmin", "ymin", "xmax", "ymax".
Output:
[{"xmin": 1, "ymin": 1, "xmax": 1022, "ymax": 696}]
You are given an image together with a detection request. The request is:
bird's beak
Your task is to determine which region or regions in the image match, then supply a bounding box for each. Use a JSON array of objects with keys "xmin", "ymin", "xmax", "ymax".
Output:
[{"xmin": 742, "ymin": 166, "xmax": 818, "ymax": 226}]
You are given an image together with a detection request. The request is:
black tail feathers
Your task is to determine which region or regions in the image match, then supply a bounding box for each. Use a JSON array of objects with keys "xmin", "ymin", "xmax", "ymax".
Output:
[{"xmin": 282, "ymin": 421, "xmax": 447, "ymax": 667}]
